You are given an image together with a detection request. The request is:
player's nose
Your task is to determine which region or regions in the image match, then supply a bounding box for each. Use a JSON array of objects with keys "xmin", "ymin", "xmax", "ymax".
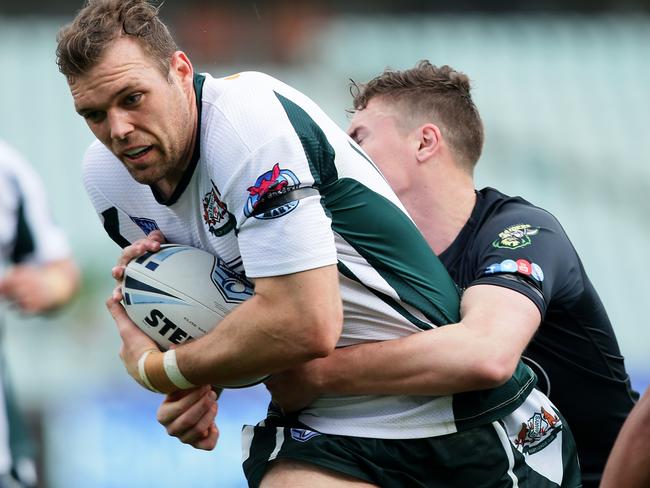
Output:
[{"xmin": 108, "ymin": 109, "xmax": 134, "ymax": 141}]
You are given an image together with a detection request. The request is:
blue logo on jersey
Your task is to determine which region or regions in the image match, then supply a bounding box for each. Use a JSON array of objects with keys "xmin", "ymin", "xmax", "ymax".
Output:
[
  {"xmin": 484, "ymin": 260, "xmax": 544, "ymax": 282},
  {"xmin": 243, "ymin": 163, "xmax": 301, "ymax": 220},
  {"xmin": 290, "ymin": 428, "xmax": 321, "ymax": 443},
  {"xmin": 131, "ymin": 216, "xmax": 160, "ymax": 235},
  {"xmin": 500, "ymin": 259, "xmax": 518, "ymax": 273},
  {"xmin": 210, "ymin": 258, "xmax": 254, "ymax": 303}
]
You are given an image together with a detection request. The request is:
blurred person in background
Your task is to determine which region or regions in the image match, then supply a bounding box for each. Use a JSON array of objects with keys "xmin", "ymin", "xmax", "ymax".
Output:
[
  {"xmin": 263, "ymin": 61, "xmax": 638, "ymax": 487},
  {"xmin": 56, "ymin": 1, "xmax": 581, "ymax": 487},
  {"xmin": 0, "ymin": 140, "xmax": 80, "ymax": 487},
  {"xmin": 600, "ymin": 386, "xmax": 650, "ymax": 488}
]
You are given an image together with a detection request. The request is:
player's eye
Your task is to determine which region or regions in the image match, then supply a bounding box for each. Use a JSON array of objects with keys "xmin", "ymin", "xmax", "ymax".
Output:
[
  {"xmin": 84, "ymin": 111, "xmax": 105, "ymax": 123},
  {"xmin": 124, "ymin": 93, "xmax": 142, "ymax": 106}
]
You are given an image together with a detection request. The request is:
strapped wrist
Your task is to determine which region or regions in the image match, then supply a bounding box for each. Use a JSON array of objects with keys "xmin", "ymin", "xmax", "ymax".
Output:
[
  {"xmin": 137, "ymin": 349, "xmax": 162, "ymax": 393},
  {"xmin": 163, "ymin": 349, "xmax": 196, "ymax": 390}
]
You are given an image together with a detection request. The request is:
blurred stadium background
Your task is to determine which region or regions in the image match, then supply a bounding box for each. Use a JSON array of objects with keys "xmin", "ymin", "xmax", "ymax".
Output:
[{"xmin": 1, "ymin": 1, "xmax": 649, "ymax": 486}]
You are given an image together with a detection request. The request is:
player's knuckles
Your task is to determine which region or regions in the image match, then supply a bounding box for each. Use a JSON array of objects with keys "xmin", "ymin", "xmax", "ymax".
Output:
[
  {"xmin": 193, "ymin": 434, "xmax": 218, "ymax": 451},
  {"xmin": 178, "ymin": 424, "xmax": 208, "ymax": 444},
  {"xmin": 148, "ymin": 230, "xmax": 166, "ymax": 243},
  {"xmin": 156, "ymin": 408, "xmax": 174, "ymax": 426}
]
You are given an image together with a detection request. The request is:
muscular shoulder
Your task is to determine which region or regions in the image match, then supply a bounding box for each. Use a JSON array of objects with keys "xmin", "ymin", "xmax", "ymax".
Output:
[
  {"xmin": 200, "ymin": 72, "xmax": 329, "ymax": 155},
  {"xmin": 475, "ymin": 188, "xmax": 570, "ymax": 251}
]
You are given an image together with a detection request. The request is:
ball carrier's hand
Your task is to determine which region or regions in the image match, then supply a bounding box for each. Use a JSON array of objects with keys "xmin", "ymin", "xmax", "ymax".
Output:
[
  {"xmin": 157, "ymin": 385, "xmax": 220, "ymax": 450},
  {"xmin": 107, "ymin": 230, "xmax": 175, "ymax": 391},
  {"xmin": 111, "ymin": 230, "xmax": 166, "ymax": 288}
]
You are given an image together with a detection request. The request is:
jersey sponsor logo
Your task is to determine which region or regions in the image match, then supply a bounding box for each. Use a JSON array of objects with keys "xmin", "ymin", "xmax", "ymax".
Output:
[
  {"xmin": 484, "ymin": 259, "xmax": 544, "ymax": 282},
  {"xmin": 130, "ymin": 216, "xmax": 160, "ymax": 235},
  {"xmin": 244, "ymin": 163, "xmax": 301, "ymax": 220},
  {"xmin": 202, "ymin": 181, "xmax": 235, "ymax": 237},
  {"xmin": 514, "ymin": 406, "xmax": 562, "ymax": 455},
  {"xmin": 517, "ymin": 259, "xmax": 532, "ymax": 275},
  {"xmin": 210, "ymin": 258, "xmax": 254, "ymax": 303},
  {"xmin": 492, "ymin": 224, "xmax": 539, "ymax": 249},
  {"xmin": 289, "ymin": 428, "xmax": 321, "ymax": 443}
]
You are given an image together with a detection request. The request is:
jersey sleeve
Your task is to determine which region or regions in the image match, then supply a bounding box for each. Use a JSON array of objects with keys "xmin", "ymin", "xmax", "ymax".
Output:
[
  {"xmin": 203, "ymin": 76, "xmax": 337, "ymax": 278},
  {"xmin": 1, "ymin": 147, "xmax": 71, "ymax": 265},
  {"xmin": 469, "ymin": 204, "xmax": 582, "ymax": 316},
  {"xmin": 81, "ymin": 142, "xmax": 149, "ymax": 248}
]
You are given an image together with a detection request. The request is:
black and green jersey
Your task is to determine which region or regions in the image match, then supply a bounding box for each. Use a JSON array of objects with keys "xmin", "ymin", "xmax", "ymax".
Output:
[{"xmin": 440, "ymin": 187, "xmax": 638, "ymax": 485}]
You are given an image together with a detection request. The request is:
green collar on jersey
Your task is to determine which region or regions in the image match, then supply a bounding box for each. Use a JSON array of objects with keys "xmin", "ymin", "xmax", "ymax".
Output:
[{"xmin": 151, "ymin": 73, "xmax": 206, "ymax": 206}]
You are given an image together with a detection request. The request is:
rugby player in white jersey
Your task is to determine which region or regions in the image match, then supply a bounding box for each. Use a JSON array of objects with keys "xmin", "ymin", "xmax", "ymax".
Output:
[
  {"xmin": 0, "ymin": 140, "xmax": 80, "ymax": 487},
  {"xmin": 57, "ymin": 1, "xmax": 580, "ymax": 486}
]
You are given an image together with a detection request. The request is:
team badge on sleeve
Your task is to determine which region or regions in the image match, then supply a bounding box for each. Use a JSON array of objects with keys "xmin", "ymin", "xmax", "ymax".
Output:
[
  {"xmin": 202, "ymin": 181, "xmax": 235, "ymax": 237},
  {"xmin": 244, "ymin": 163, "xmax": 301, "ymax": 220},
  {"xmin": 492, "ymin": 224, "xmax": 539, "ymax": 249}
]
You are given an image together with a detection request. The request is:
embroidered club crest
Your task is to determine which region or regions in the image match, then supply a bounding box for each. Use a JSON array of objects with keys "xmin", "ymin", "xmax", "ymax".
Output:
[
  {"xmin": 514, "ymin": 406, "xmax": 563, "ymax": 455},
  {"xmin": 244, "ymin": 163, "xmax": 301, "ymax": 220},
  {"xmin": 202, "ymin": 181, "xmax": 235, "ymax": 237},
  {"xmin": 492, "ymin": 224, "xmax": 539, "ymax": 249}
]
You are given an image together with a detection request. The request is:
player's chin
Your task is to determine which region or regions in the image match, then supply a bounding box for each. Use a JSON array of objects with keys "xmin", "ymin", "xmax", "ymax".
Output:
[{"xmin": 124, "ymin": 164, "xmax": 161, "ymax": 186}]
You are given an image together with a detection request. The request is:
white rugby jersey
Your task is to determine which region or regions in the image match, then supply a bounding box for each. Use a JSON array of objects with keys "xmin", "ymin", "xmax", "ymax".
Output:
[
  {"xmin": 83, "ymin": 72, "xmax": 535, "ymax": 439},
  {"xmin": 0, "ymin": 140, "xmax": 73, "ymax": 475},
  {"xmin": 0, "ymin": 141, "xmax": 71, "ymax": 275}
]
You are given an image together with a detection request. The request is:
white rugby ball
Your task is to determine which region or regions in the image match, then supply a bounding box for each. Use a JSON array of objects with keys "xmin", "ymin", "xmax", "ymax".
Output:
[{"xmin": 121, "ymin": 244, "xmax": 265, "ymax": 388}]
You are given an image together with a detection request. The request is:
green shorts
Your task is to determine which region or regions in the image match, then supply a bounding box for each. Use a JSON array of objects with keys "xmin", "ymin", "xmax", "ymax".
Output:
[{"xmin": 242, "ymin": 391, "xmax": 581, "ymax": 487}]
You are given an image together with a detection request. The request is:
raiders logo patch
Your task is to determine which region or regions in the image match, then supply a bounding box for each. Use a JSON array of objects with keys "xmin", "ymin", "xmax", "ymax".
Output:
[{"xmin": 492, "ymin": 224, "xmax": 539, "ymax": 249}]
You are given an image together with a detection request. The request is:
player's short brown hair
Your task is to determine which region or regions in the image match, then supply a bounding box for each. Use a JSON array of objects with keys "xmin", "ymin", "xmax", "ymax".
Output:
[
  {"xmin": 56, "ymin": 0, "xmax": 177, "ymax": 82},
  {"xmin": 351, "ymin": 60, "xmax": 484, "ymax": 171}
]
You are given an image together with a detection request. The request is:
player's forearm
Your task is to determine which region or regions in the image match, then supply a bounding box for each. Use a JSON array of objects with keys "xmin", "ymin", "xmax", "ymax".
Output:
[
  {"xmin": 177, "ymin": 286, "xmax": 342, "ymax": 386},
  {"xmin": 314, "ymin": 323, "xmax": 511, "ymax": 397}
]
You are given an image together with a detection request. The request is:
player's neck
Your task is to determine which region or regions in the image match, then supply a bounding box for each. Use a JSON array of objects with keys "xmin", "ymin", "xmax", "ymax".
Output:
[
  {"xmin": 153, "ymin": 100, "xmax": 199, "ymax": 201},
  {"xmin": 400, "ymin": 166, "xmax": 476, "ymax": 256}
]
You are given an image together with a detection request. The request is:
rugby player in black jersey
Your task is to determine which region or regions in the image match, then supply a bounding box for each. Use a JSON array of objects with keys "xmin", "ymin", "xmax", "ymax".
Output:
[{"xmin": 264, "ymin": 61, "xmax": 639, "ymax": 487}]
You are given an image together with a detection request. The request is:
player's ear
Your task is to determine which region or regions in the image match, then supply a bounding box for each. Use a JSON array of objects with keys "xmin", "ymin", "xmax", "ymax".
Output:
[
  {"xmin": 170, "ymin": 51, "xmax": 194, "ymax": 84},
  {"xmin": 416, "ymin": 123, "xmax": 441, "ymax": 162}
]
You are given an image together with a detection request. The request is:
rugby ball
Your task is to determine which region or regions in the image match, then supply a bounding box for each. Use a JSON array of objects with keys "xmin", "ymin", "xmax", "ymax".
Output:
[{"xmin": 121, "ymin": 244, "xmax": 265, "ymax": 388}]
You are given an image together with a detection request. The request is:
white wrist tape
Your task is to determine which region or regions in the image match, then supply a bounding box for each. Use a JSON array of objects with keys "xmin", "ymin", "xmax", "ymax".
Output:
[
  {"xmin": 138, "ymin": 350, "xmax": 162, "ymax": 393},
  {"xmin": 163, "ymin": 349, "xmax": 196, "ymax": 390}
]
